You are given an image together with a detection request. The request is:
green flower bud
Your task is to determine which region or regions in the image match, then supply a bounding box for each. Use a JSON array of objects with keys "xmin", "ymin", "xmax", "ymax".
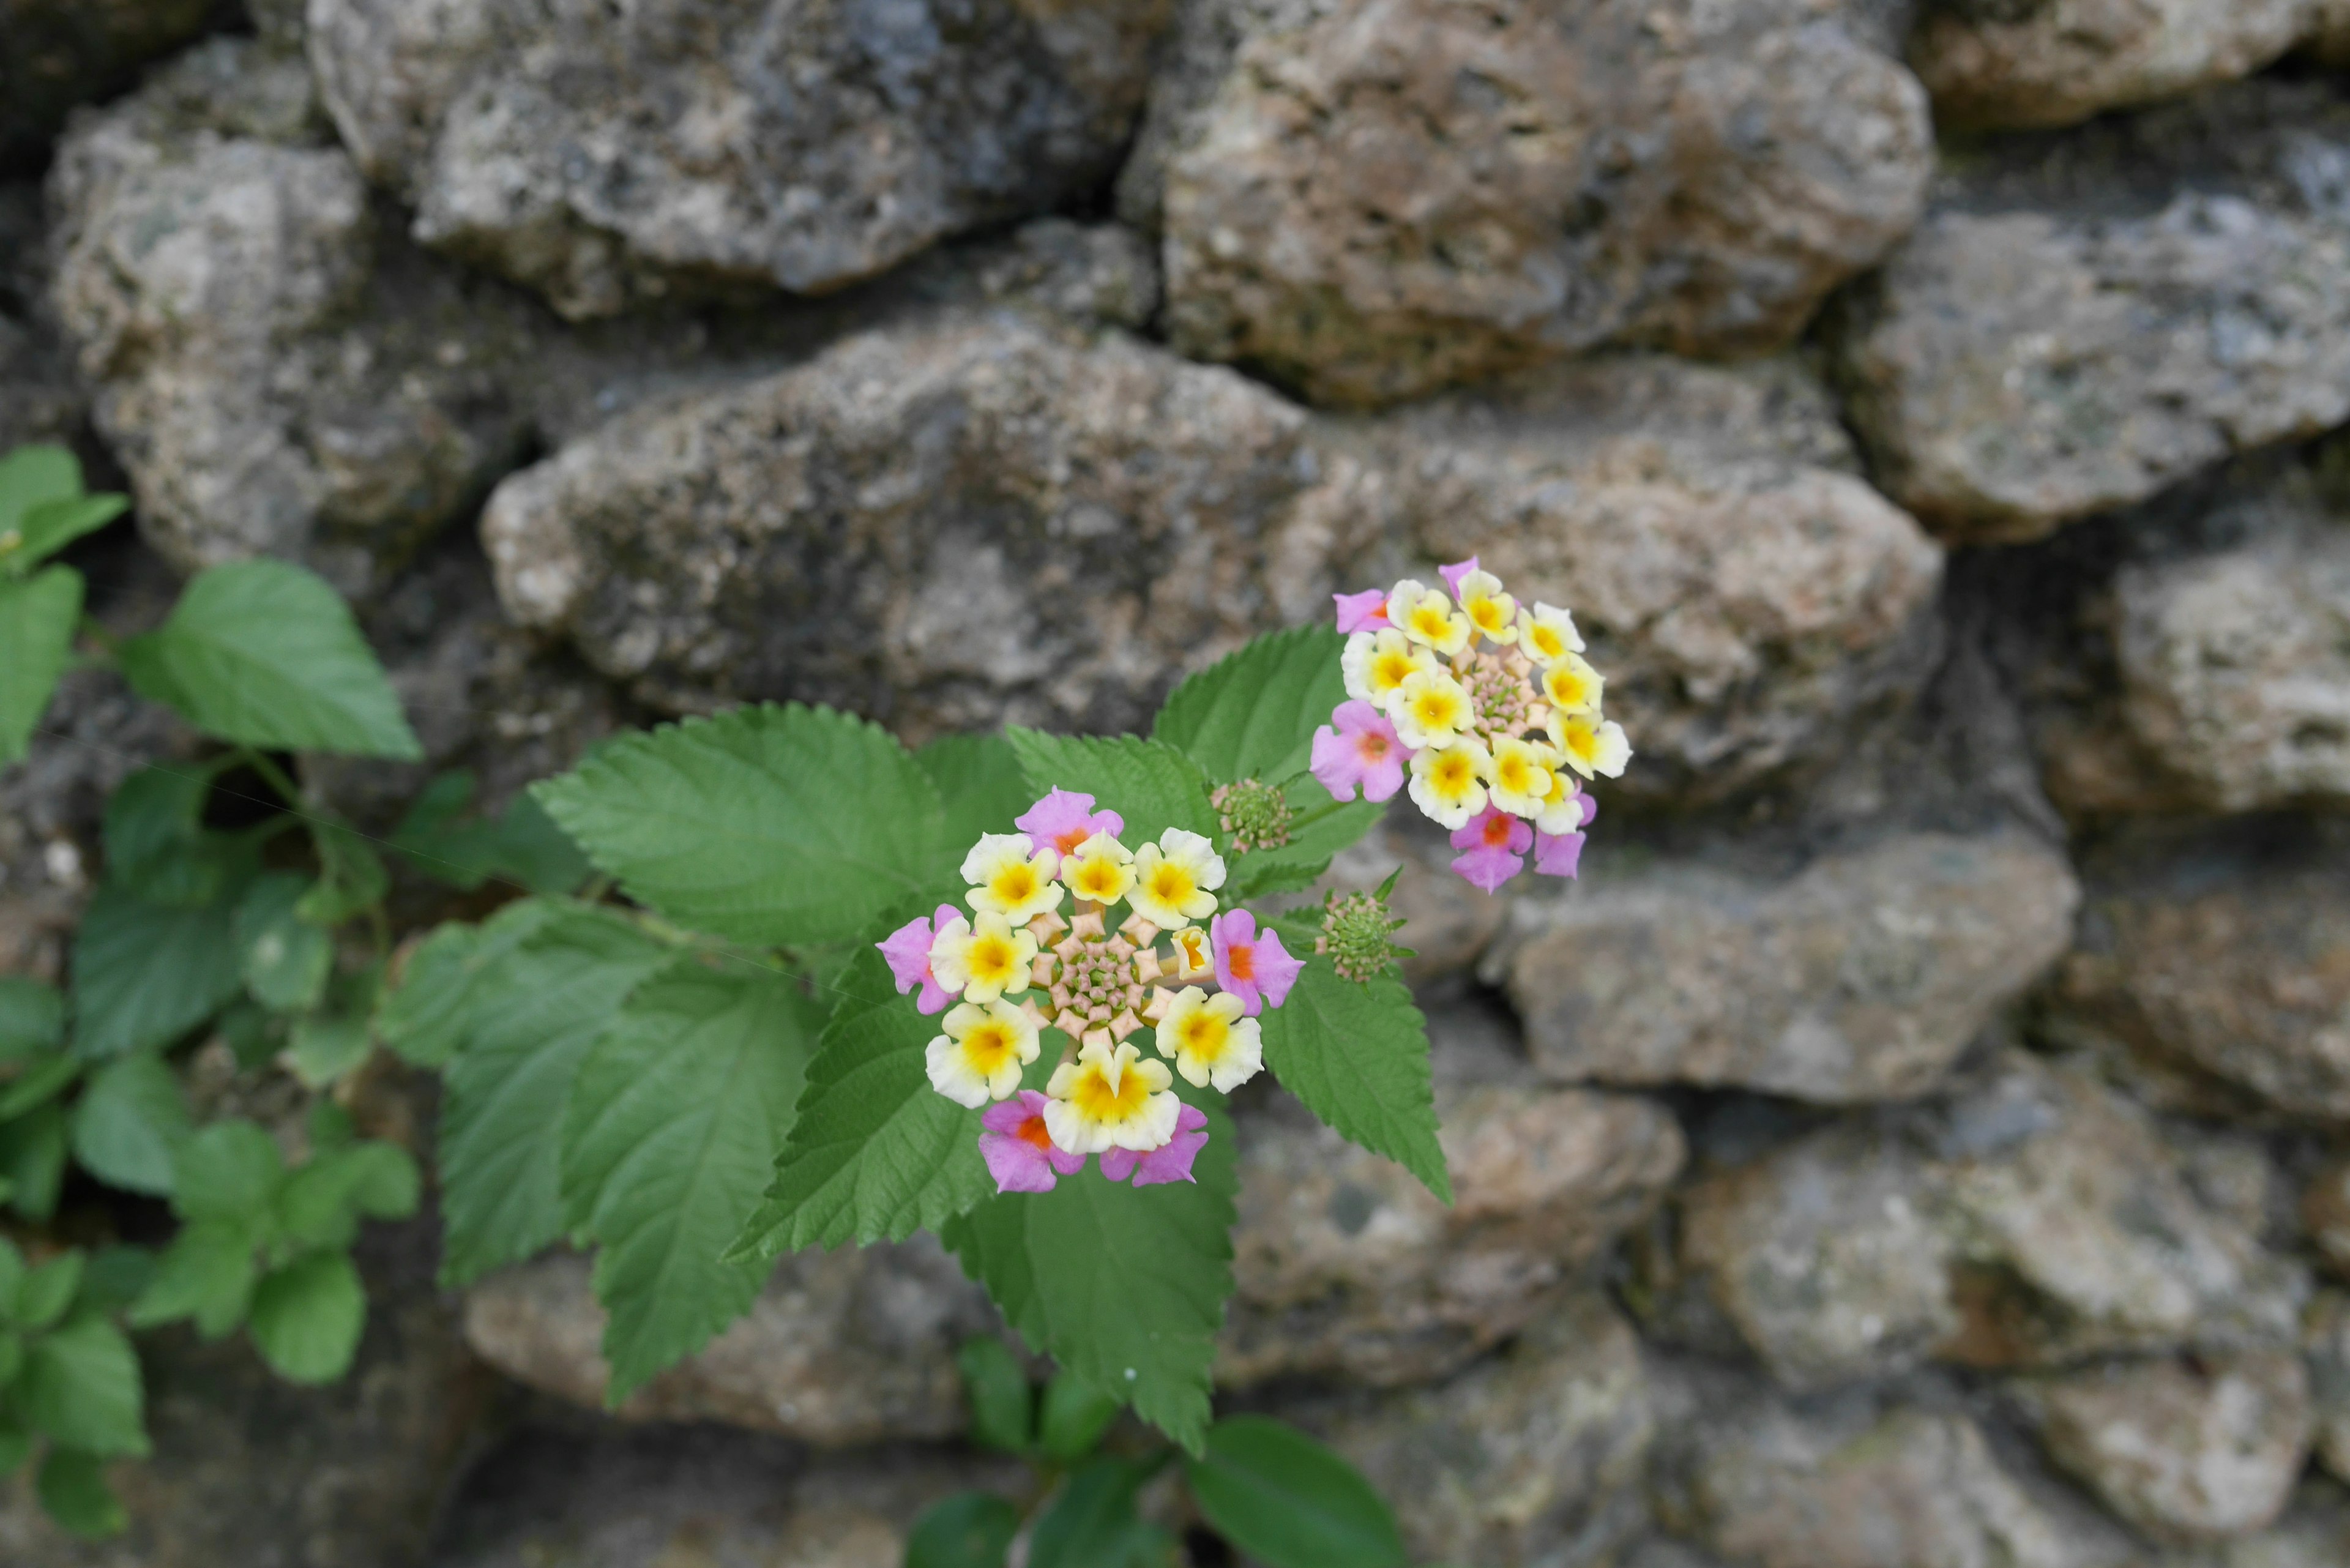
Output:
[
  {"xmin": 1211, "ymin": 778, "xmax": 1293, "ymax": 853},
  {"xmin": 1315, "ymin": 870, "xmax": 1412, "ymax": 983}
]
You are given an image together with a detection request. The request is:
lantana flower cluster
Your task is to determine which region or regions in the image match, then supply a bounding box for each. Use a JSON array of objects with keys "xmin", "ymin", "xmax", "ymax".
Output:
[
  {"xmin": 1313, "ymin": 558, "xmax": 1630, "ymax": 891},
  {"xmin": 878, "ymin": 790, "xmax": 1305, "ymax": 1195}
]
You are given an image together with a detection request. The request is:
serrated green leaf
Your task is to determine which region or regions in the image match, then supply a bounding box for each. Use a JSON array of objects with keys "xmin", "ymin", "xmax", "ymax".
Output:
[
  {"xmin": 1004, "ymin": 731, "xmax": 1218, "ymax": 844},
  {"xmin": 917, "ymin": 732, "xmax": 1037, "ymax": 867},
  {"xmin": 14, "ymin": 1253, "xmax": 83, "ymax": 1331},
  {"xmin": 235, "ymin": 872, "xmax": 334, "ymax": 1013},
  {"xmin": 37, "ymin": 1447, "xmax": 128, "ymax": 1539},
  {"xmin": 20, "ymin": 1314, "xmax": 147, "ymax": 1456},
  {"xmin": 533, "ymin": 703, "xmax": 941, "ymax": 948},
  {"xmin": 1259, "ymin": 961, "xmax": 1449, "ymax": 1203},
  {"xmin": 906, "ymin": 1491, "xmax": 1021, "ymax": 1568},
  {"xmin": 0, "ymin": 565, "xmax": 81, "ymax": 766},
  {"xmin": 561, "ymin": 961, "xmax": 824, "ymax": 1399},
  {"xmin": 128, "ymin": 1219, "xmax": 259, "ymax": 1338},
  {"xmin": 170, "ymin": 1120, "xmax": 284, "ymax": 1225},
  {"xmin": 434, "ymin": 904, "xmax": 676, "ymax": 1286},
  {"xmin": 1028, "ymin": 1457, "xmax": 1165, "ymax": 1568},
  {"xmin": 1038, "ymin": 1370, "xmax": 1122, "ymax": 1463},
  {"xmin": 375, "ymin": 900, "xmax": 565, "ymax": 1069},
  {"xmin": 0, "ymin": 977, "xmax": 63, "ymax": 1061},
  {"xmin": 69, "ymin": 1053, "xmax": 192, "ymax": 1197},
  {"xmin": 0, "ymin": 1103, "xmax": 69, "ymax": 1220},
  {"xmin": 247, "ymin": 1251, "xmax": 365, "ymax": 1384},
  {"xmin": 725, "ymin": 946, "xmax": 993, "ymax": 1261},
  {"xmin": 0, "ymin": 1053, "xmax": 80, "ymax": 1122},
  {"xmin": 71, "ymin": 879, "xmax": 248, "ymax": 1058},
  {"xmin": 1185, "ymin": 1416, "xmax": 1408, "ymax": 1568},
  {"xmin": 1152, "ymin": 624, "xmax": 1348, "ymax": 786},
  {"xmin": 941, "ymin": 1099, "xmax": 1238, "ymax": 1454},
  {"xmin": 957, "ymin": 1336, "xmax": 1035, "ymax": 1454},
  {"xmin": 117, "ymin": 560, "xmax": 420, "ymax": 758}
]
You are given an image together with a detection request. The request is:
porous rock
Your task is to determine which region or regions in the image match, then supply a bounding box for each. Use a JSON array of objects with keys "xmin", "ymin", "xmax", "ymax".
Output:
[
  {"xmin": 2305, "ymin": 1164, "xmax": 2350, "ymax": 1281},
  {"xmin": 2028, "ymin": 1352, "xmax": 2313, "ymax": 1544},
  {"xmin": 0, "ymin": 0, "xmax": 226, "ymax": 170},
  {"xmin": 1143, "ymin": 0, "xmax": 1931, "ymax": 406},
  {"xmin": 1219, "ymin": 1083, "xmax": 1684, "ymax": 1387},
  {"xmin": 46, "ymin": 38, "xmax": 540, "ymax": 597},
  {"xmin": 1833, "ymin": 80, "xmax": 2350, "ymax": 543},
  {"xmin": 1499, "ymin": 832, "xmax": 2077, "ymax": 1103},
  {"xmin": 2301, "ymin": 1291, "xmax": 2350, "ymax": 1485},
  {"xmin": 305, "ymin": 0, "xmax": 1172, "ymax": 319}
]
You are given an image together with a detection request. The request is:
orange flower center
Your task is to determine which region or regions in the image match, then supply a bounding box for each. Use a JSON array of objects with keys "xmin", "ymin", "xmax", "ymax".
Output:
[{"xmin": 1228, "ymin": 944, "xmax": 1255, "ymax": 980}]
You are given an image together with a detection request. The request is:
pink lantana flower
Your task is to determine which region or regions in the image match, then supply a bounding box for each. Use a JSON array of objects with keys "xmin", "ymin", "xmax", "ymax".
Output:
[
  {"xmin": 1450, "ymin": 805, "xmax": 1532, "ymax": 892},
  {"xmin": 1533, "ymin": 789, "xmax": 1595, "ymax": 878},
  {"xmin": 978, "ymin": 1091, "xmax": 1087, "ymax": 1193},
  {"xmin": 878, "ymin": 903, "xmax": 961, "ymax": 1014},
  {"xmin": 1333, "ymin": 588, "xmax": 1390, "ymax": 633},
  {"xmin": 1310, "ymin": 700, "xmax": 1406, "ymax": 803},
  {"xmin": 1015, "ymin": 789, "xmax": 1124, "ymax": 859},
  {"xmin": 1100, "ymin": 1103, "xmax": 1210, "ymax": 1187},
  {"xmin": 1209, "ymin": 908, "xmax": 1305, "ymax": 1016},
  {"xmin": 1437, "ymin": 556, "xmax": 1481, "ymax": 599}
]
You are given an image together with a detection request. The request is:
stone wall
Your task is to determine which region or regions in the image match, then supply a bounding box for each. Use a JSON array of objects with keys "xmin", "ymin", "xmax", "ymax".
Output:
[{"xmin": 6, "ymin": 0, "xmax": 2350, "ymax": 1563}]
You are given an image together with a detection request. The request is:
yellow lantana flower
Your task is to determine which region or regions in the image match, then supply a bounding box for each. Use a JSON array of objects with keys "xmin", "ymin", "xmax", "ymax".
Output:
[
  {"xmin": 1154, "ymin": 986, "xmax": 1263, "ymax": 1092},
  {"xmin": 929, "ymin": 911, "xmax": 1038, "ymax": 1004},
  {"xmin": 1387, "ymin": 580, "xmax": 1473, "ymax": 657},
  {"xmin": 1409, "ymin": 738, "xmax": 1491, "ymax": 829},
  {"xmin": 1129, "ymin": 829, "xmax": 1225, "ymax": 930},
  {"xmin": 1044, "ymin": 1039, "xmax": 1181, "ymax": 1154},
  {"xmin": 925, "ymin": 998, "xmax": 1039, "ymax": 1107},
  {"xmin": 1059, "ymin": 830, "xmax": 1136, "ymax": 907},
  {"xmin": 1392, "ymin": 668, "xmax": 1473, "ymax": 750},
  {"xmin": 963, "ymin": 833, "xmax": 1064, "ymax": 923}
]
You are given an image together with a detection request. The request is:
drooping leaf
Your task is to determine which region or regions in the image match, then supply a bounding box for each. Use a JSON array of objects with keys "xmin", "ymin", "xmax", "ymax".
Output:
[
  {"xmin": 375, "ymin": 900, "xmax": 565, "ymax": 1069},
  {"xmin": 20, "ymin": 1313, "xmax": 147, "ymax": 1456},
  {"xmin": 1004, "ymin": 731, "xmax": 1218, "ymax": 845},
  {"xmin": 35, "ymin": 1447, "xmax": 127, "ymax": 1539},
  {"xmin": 69, "ymin": 1053, "xmax": 193, "ymax": 1197},
  {"xmin": 14, "ymin": 495, "xmax": 128, "ymax": 571},
  {"xmin": 0, "ymin": 977, "xmax": 63, "ymax": 1059},
  {"xmin": 235, "ymin": 872, "xmax": 334, "ymax": 1013},
  {"xmin": 533, "ymin": 703, "xmax": 942, "ymax": 948},
  {"xmin": 70, "ymin": 879, "xmax": 248, "ymax": 1058},
  {"xmin": 128, "ymin": 1219, "xmax": 259, "ymax": 1339},
  {"xmin": 1152, "ymin": 624, "xmax": 1349, "ymax": 786},
  {"xmin": 1037, "ymin": 1370, "xmax": 1122, "ymax": 1463},
  {"xmin": 725, "ymin": 946, "xmax": 993, "ymax": 1261},
  {"xmin": 0, "ymin": 565, "xmax": 81, "ymax": 766},
  {"xmin": 433, "ymin": 903, "xmax": 676, "ymax": 1286},
  {"xmin": 247, "ymin": 1251, "xmax": 365, "ymax": 1383},
  {"xmin": 0, "ymin": 446, "xmax": 82, "ymax": 547},
  {"xmin": 941, "ymin": 1100, "xmax": 1238, "ymax": 1454},
  {"xmin": 905, "ymin": 1491, "xmax": 1021, "ymax": 1568},
  {"xmin": 1258, "ymin": 961, "xmax": 1449, "ymax": 1202},
  {"xmin": 117, "ymin": 559, "xmax": 420, "ymax": 758},
  {"xmin": 0, "ymin": 1102, "xmax": 69, "ymax": 1220},
  {"xmin": 1028, "ymin": 1457, "xmax": 1167, "ymax": 1568},
  {"xmin": 956, "ymin": 1335, "xmax": 1035, "ymax": 1455},
  {"xmin": 1184, "ymin": 1416, "xmax": 1409, "ymax": 1568},
  {"xmin": 0, "ymin": 1053, "xmax": 80, "ymax": 1122},
  {"xmin": 917, "ymin": 732, "xmax": 1037, "ymax": 869},
  {"xmin": 560, "ymin": 961, "xmax": 825, "ymax": 1399}
]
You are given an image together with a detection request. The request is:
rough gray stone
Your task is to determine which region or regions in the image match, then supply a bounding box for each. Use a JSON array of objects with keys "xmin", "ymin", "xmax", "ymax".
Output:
[
  {"xmin": 1499, "ymin": 832, "xmax": 2077, "ymax": 1103},
  {"xmin": 46, "ymin": 38, "xmax": 542, "ymax": 598},
  {"xmin": 1221, "ymin": 1083, "xmax": 1684, "ymax": 1387},
  {"xmin": 1279, "ymin": 1292, "xmax": 1655, "ymax": 1567},
  {"xmin": 2302, "ymin": 1291, "xmax": 2350, "ymax": 1486},
  {"xmin": 2028, "ymin": 1353, "xmax": 2313, "ymax": 1545},
  {"xmin": 306, "ymin": 0, "xmax": 1172, "ymax": 319},
  {"xmin": 2305, "ymin": 1164, "xmax": 2350, "ymax": 1282},
  {"xmin": 0, "ymin": 0, "xmax": 226, "ymax": 169},
  {"xmin": 1144, "ymin": 0, "xmax": 1931, "ymax": 406},
  {"xmin": 1833, "ymin": 80, "xmax": 2350, "ymax": 543}
]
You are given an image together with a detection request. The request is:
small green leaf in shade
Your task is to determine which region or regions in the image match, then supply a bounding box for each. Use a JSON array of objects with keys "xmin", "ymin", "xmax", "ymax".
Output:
[
  {"xmin": 70, "ymin": 879, "xmax": 248, "ymax": 1058},
  {"xmin": 0, "ymin": 1235, "xmax": 21, "ymax": 1302},
  {"xmin": 1184, "ymin": 1416, "xmax": 1409, "ymax": 1568},
  {"xmin": 13, "ymin": 1252, "xmax": 83, "ymax": 1331},
  {"xmin": 1028, "ymin": 1457, "xmax": 1165, "ymax": 1568},
  {"xmin": 916, "ymin": 732, "xmax": 1037, "ymax": 868},
  {"xmin": 561, "ymin": 962, "xmax": 826, "ymax": 1400},
  {"xmin": 69, "ymin": 1053, "xmax": 193, "ymax": 1197},
  {"xmin": 14, "ymin": 494, "xmax": 128, "ymax": 570},
  {"xmin": 235, "ymin": 872, "xmax": 334, "ymax": 1013},
  {"xmin": 725, "ymin": 946, "xmax": 994, "ymax": 1261},
  {"xmin": 170, "ymin": 1120, "xmax": 285, "ymax": 1225},
  {"xmin": 1152, "ymin": 624, "xmax": 1349, "ymax": 786},
  {"xmin": 1037, "ymin": 1371, "xmax": 1122, "ymax": 1463},
  {"xmin": 20, "ymin": 1313, "xmax": 147, "ymax": 1456},
  {"xmin": 277, "ymin": 1141, "xmax": 420, "ymax": 1251},
  {"xmin": 0, "ymin": 1053, "xmax": 81, "ymax": 1122},
  {"xmin": 956, "ymin": 1336, "xmax": 1035, "ymax": 1454},
  {"xmin": 905, "ymin": 1491, "xmax": 1020, "ymax": 1568},
  {"xmin": 0, "ymin": 1103, "xmax": 69, "ymax": 1220},
  {"xmin": 0, "ymin": 1411, "xmax": 28, "ymax": 1477},
  {"xmin": 214, "ymin": 997, "xmax": 283, "ymax": 1072},
  {"xmin": 100, "ymin": 766, "xmax": 209, "ymax": 882},
  {"xmin": 286, "ymin": 963, "xmax": 382, "ymax": 1089},
  {"xmin": 0, "ymin": 445, "xmax": 82, "ymax": 547},
  {"xmin": 0, "ymin": 977, "xmax": 64, "ymax": 1060},
  {"xmin": 432, "ymin": 903, "xmax": 676, "ymax": 1286},
  {"xmin": 532, "ymin": 703, "xmax": 942, "ymax": 948},
  {"xmin": 941, "ymin": 1099, "xmax": 1237, "ymax": 1454},
  {"xmin": 0, "ymin": 564, "xmax": 81, "ymax": 765},
  {"xmin": 128, "ymin": 1220, "xmax": 259, "ymax": 1339},
  {"xmin": 298, "ymin": 821, "xmax": 390, "ymax": 927},
  {"xmin": 374, "ymin": 900, "xmax": 564, "ymax": 1069},
  {"xmin": 1258, "ymin": 961, "xmax": 1449, "ymax": 1202},
  {"xmin": 390, "ymin": 772, "xmax": 592, "ymax": 895},
  {"xmin": 116, "ymin": 559, "xmax": 421, "ymax": 758},
  {"xmin": 1004, "ymin": 731, "xmax": 1218, "ymax": 844},
  {"xmin": 75, "ymin": 1246, "xmax": 157, "ymax": 1313},
  {"xmin": 36, "ymin": 1448, "xmax": 127, "ymax": 1539},
  {"xmin": 247, "ymin": 1250, "xmax": 365, "ymax": 1384}
]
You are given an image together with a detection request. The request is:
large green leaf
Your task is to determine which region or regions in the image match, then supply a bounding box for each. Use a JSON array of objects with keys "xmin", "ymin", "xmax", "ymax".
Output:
[
  {"xmin": 725, "ymin": 946, "xmax": 993, "ymax": 1261},
  {"xmin": 1258, "ymin": 961, "xmax": 1449, "ymax": 1202},
  {"xmin": 916, "ymin": 732, "xmax": 1036, "ymax": 870},
  {"xmin": 1184, "ymin": 1416, "xmax": 1409, "ymax": 1568},
  {"xmin": 234, "ymin": 872, "xmax": 334, "ymax": 1014},
  {"xmin": 1152, "ymin": 624, "xmax": 1348, "ymax": 786},
  {"xmin": 69, "ymin": 1053, "xmax": 193, "ymax": 1197},
  {"xmin": 19, "ymin": 1313, "xmax": 147, "ymax": 1457},
  {"xmin": 375, "ymin": 900, "xmax": 565, "ymax": 1069},
  {"xmin": 0, "ymin": 565, "xmax": 80, "ymax": 766},
  {"xmin": 70, "ymin": 880, "xmax": 248, "ymax": 1058},
  {"xmin": 1004, "ymin": 731, "xmax": 1218, "ymax": 844},
  {"xmin": 941, "ymin": 1099, "xmax": 1238, "ymax": 1454},
  {"xmin": 433, "ymin": 903, "xmax": 676, "ymax": 1286},
  {"xmin": 561, "ymin": 961, "xmax": 825, "ymax": 1399},
  {"xmin": 117, "ymin": 559, "xmax": 420, "ymax": 758},
  {"xmin": 247, "ymin": 1251, "xmax": 365, "ymax": 1384},
  {"xmin": 534, "ymin": 703, "xmax": 942, "ymax": 948},
  {"xmin": 0, "ymin": 977, "xmax": 63, "ymax": 1059}
]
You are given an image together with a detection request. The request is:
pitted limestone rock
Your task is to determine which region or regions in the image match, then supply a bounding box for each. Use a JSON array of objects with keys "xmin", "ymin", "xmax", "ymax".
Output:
[
  {"xmin": 1140, "ymin": 0, "xmax": 1930, "ymax": 406},
  {"xmin": 306, "ymin": 0, "xmax": 1173, "ymax": 318},
  {"xmin": 1499, "ymin": 833, "xmax": 2077, "ymax": 1103}
]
